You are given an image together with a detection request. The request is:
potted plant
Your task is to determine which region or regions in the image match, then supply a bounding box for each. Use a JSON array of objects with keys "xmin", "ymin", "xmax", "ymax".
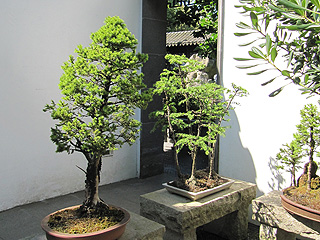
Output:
[
  {"xmin": 235, "ymin": 0, "xmax": 320, "ymax": 220},
  {"xmin": 275, "ymin": 104, "xmax": 320, "ymax": 221},
  {"xmin": 150, "ymin": 54, "xmax": 248, "ymax": 200},
  {"xmin": 42, "ymin": 16, "xmax": 152, "ymax": 239}
]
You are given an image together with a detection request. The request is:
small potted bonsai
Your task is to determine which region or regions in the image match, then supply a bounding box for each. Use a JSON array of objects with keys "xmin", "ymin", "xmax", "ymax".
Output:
[
  {"xmin": 276, "ymin": 103, "xmax": 320, "ymax": 221},
  {"xmin": 235, "ymin": 0, "xmax": 320, "ymax": 221},
  {"xmin": 150, "ymin": 54, "xmax": 248, "ymax": 200},
  {"xmin": 42, "ymin": 16, "xmax": 152, "ymax": 239}
]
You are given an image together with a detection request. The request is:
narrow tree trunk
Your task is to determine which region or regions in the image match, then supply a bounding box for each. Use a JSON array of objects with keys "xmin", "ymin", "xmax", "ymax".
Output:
[
  {"xmin": 292, "ymin": 163, "xmax": 296, "ymax": 187},
  {"xmin": 165, "ymin": 95, "xmax": 182, "ymax": 178},
  {"xmin": 208, "ymin": 141, "xmax": 218, "ymax": 179},
  {"xmin": 83, "ymin": 155, "xmax": 102, "ymax": 209},
  {"xmin": 189, "ymin": 124, "xmax": 201, "ymax": 182},
  {"xmin": 172, "ymin": 144, "xmax": 182, "ymax": 178},
  {"xmin": 190, "ymin": 148, "xmax": 197, "ymax": 180},
  {"xmin": 307, "ymin": 126, "xmax": 315, "ymax": 191}
]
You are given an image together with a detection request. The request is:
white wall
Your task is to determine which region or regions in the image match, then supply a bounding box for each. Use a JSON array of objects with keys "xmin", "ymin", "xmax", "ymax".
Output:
[
  {"xmin": 219, "ymin": 1, "xmax": 316, "ymax": 196},
  {"xmin": 0, "ymin": 0, "xmax": 142, "ymax": 211}
]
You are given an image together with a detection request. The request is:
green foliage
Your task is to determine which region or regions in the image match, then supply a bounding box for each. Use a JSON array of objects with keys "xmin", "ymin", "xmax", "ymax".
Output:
[
  {"xmin": 296, "ymin": 104, "xmax": 320, "ymax": 157},
  {"xmin": 151, "ymin": 54, "xmax": 248, "ymax": 178},
  {"xmin": 276, "ymin": 104, "xmax": 320, "ymax": 189},
  {"xmin": 167, "ymin": 0, "xmax": 218, "ymax": 59},
  {"xmin": 44, "ymin": 16, "xmax": 152, "ymax": 160},
  {"xmin": 276, "ymin": 138, "xmax": 304, "ymax": 186},
  {"xmin": 235, "ymin": 0, "xmax": 320, "ymax": 96}
]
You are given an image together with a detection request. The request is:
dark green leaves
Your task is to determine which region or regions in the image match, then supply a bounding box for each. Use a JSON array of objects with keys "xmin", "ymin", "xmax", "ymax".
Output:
[
  {"xmin": 278, "ymin": 0, "xmax": 307, "ymax": 10},
  {"xmin": 271, "ymin": 47, "xmax": 278, "ymax": 62},
  {"xmin": 234, "ymin": 32, "xmax": 255, "ymax": 36},
  {"xmin": 247, "ymin": 69, "xmax": 269, "ymax": 75},
  {"xmin": 269, "ymin": 86, "xmax": 285, "ymax": 97},
  {"xmin": 281, "ymin": 70, "xmax": 291, "ymax": 77},
  {"xmin": 250, "ymin": 12, "xmax": 259, "ymax": 29},
  {"xmin": 236, "ymin": 0, "xmax": 320, "ymax": 96},
  {"xmin": 249, "ymin": 47, "xmax": 266, "ymax": 59}
]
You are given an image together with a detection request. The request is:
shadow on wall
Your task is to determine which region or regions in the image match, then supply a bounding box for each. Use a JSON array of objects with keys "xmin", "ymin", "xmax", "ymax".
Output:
[
  {"xmin": 220, "ymin": 109, "xmax": 263, "ymax": 197},
  {"xmin": 268, "ymin": 157, "xmax": 285, "ymax": 191}
]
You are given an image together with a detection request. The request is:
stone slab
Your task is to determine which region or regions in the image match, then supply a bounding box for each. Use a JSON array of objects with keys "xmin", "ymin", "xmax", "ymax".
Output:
[
  {"xmin": 120, "ymin": 211, "xmax": 165, "ymax": 240},
  {"xmin": 252, "ymin": 190, "xmax": 320, "ymax": 240},
  {"xmin": 140, "ymin": 179, "xmax": 256, "ymax": 240}
]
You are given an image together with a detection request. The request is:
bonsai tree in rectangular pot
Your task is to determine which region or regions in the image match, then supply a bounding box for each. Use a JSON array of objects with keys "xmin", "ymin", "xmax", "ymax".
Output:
[
  {"xmin": 42, "ymin": 16, "xmax": 152, "ymax": 238},
  {"xmin": 150, "ymin": 54, "xmax": 248, "ymax": 200}
]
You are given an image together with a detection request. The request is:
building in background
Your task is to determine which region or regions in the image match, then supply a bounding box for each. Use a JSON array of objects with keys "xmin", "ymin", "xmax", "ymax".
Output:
[{"xmin": 166, "ymin": 30, "xmax": 205, "ymax": 57}]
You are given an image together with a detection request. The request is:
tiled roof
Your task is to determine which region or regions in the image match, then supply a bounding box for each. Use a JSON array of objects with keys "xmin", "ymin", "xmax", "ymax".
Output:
[{"xmin": 166, "ymin": 30, "xmax": 205, "ymax": 47}]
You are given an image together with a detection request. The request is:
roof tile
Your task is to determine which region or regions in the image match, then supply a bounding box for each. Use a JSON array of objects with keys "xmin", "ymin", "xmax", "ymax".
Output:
[{"xmin": 166, "ymin": 30, "xmax": 205, "ymax": 47}]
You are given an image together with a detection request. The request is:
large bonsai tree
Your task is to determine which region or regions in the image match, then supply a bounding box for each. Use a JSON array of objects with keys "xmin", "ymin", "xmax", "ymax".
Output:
[
  {"xmin": 151, "ymin": 54, "xmax": 247, "ymax": 186},
  {"xmin": 44, "ymin": 16, "xmax": 151, "ymax": 214}
]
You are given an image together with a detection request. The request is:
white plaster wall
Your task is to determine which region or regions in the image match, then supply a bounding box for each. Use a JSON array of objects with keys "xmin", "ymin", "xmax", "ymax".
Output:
[
  {"xmin": 0, "ymin": 0, "xmax": 142, "ymax": 211},
  {"xmin": 219, "ymin": 1, "xmax": 317, "ymax": 196}
]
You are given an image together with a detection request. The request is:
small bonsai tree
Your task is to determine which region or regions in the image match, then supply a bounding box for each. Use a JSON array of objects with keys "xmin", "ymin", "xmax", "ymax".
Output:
[
  {"xmin": 276, "ymin": 104, "xmax": 320, "ymax": 190},
  {"xmin": 295, "ymin": 104, "xmax": 320, "ymax": 190},
  {"xmin": 151, "ymin": 54, "xmax": 248, "ymax": 187},
  {"xmin": 44, "ymin": 16, "xmax": 152, "ymax": 215},
  {"xmin": 276, "ymin": 137, "xmax": 304, "ymax": 187}
]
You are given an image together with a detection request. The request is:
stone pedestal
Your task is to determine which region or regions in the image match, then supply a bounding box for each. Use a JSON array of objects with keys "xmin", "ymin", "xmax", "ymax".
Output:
[
  {"xmin": 252, "ymin": 191, "xmax": 320, "ymax": 240},
  {"xmin": 140, "ymin": 179, "xmax": 256, "ymax": 240}
]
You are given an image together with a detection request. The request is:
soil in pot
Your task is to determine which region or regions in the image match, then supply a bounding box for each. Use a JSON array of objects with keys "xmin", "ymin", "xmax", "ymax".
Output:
[
  {"xmin": 283, "ymin": 185, "xmax": 320, "ymax": 211},
  {"xmin": 48, "ymin": 203, "xmax": 124, "ymax": 234},
  {"xmin": 282, "ymin": 161, "xmax": 320, "ymax": 211},
  {"xmin": 168, "ymin": 169, "xmax": 229, "ymax": 193}
]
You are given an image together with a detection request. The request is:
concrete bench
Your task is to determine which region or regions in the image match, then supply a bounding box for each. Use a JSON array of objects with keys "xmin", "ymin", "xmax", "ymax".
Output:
[
  {"xmin": 140, "ymin": 179, "xmax": 256, "ymax": 240},
  {"xmin": 252, "ymin": 190, "xmax": 320, "ymax": 240}
]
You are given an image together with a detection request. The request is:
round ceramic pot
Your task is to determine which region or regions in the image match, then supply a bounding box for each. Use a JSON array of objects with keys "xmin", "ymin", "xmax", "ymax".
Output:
[
  {"xmin": 281, "ymin": 193, "xmax": 320, "ymax": 222},
  {"xmin": 41, "ymin": 204, "xmax": 130, "ymax": 240}
]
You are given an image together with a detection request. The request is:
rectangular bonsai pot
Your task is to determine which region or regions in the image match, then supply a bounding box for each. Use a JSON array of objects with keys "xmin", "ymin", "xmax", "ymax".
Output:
[{"xmin": 163, "ymin": 177, "xmax": 235, "ymax": 201}]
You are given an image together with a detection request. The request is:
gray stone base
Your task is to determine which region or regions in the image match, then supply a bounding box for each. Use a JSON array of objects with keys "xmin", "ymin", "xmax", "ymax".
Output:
[
  {"xmin": 120, "ymin": 211, "xmax": 165, "ymax": 240},
  {"xmin": 259, "ymin": 224, "xmax": 295, "ymax": 240},
  {"xmin": 140, "ymin": 179, "xmax": 256, "ymax": 240},
  {"xmin": 252, "ymin": 191, "xmax": 320, "ymax": 240}
]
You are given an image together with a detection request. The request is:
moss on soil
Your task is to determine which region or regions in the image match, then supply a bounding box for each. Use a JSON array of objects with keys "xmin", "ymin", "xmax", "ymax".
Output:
[
  {"xmin": 48, "ymin": 205, "xmax": 124, "ymax": 234},
  {"xmin": 168, "ymin": 169, "xmax": 228, "ymax": 192},
  {"xmin": 284, "ymin": 183, "xmax": 320, "ymax": 211}
]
